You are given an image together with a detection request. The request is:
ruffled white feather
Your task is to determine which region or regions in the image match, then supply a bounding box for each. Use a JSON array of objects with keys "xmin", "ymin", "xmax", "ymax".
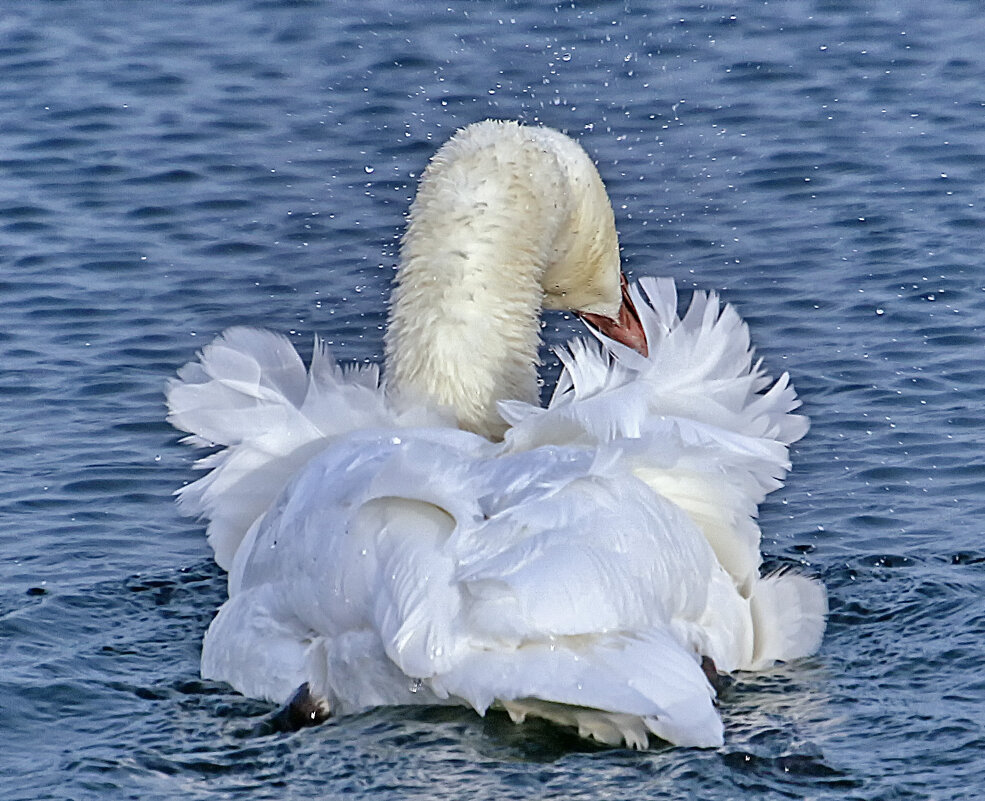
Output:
[
  {"xmin": 166, "ymin": 327, "xmax": 446, "ymax": 569},
  {"xmin": 167, "ymin": 279, "xmax": 825, "ymax": 749}
]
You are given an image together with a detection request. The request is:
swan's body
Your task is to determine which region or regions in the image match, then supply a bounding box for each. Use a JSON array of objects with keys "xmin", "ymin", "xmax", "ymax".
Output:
[{"xmin": 167, "ymin": 120, "xmax": 825, "ymax": 748}]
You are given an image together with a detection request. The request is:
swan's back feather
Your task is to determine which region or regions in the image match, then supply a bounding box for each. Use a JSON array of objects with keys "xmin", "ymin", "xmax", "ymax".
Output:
[{"xmin": 205, "ymin": 429, "xmax": 732, "ymax": 748}]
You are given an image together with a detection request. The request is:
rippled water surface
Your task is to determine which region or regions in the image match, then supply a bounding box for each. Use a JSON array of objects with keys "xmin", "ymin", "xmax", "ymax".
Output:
[{"xmin": 3, "ymin": 1, "xmax": 985, "ymax": 799}]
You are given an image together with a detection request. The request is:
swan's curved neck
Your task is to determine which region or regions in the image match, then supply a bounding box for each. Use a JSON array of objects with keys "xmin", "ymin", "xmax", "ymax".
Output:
[{"xmin": 384, "ymin": 121, "xmax": 618, "ymax": 440}]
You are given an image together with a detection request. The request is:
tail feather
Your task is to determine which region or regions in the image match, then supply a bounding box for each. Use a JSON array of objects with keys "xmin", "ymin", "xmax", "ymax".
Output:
[
  {"xmin": 500, "ymin": 700, "xmax": 653, "ymax": 749},
  {"xmin": 749, "ymin": 571, "xmax": 828, "ymax": 669}
]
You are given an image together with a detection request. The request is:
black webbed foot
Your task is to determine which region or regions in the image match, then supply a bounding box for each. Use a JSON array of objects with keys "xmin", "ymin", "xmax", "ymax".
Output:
[
  {"xmin": 700, "ymin": 655, "xmax": 733, "ymax": 702},
  {"xmin": 261, "ymin": 682, "xmax": 331, "ymax": 734}
]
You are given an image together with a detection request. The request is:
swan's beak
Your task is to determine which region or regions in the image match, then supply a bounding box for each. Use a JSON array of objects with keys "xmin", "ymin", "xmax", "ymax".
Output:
[{"xmin": 577, "ymin": 274, "xmax": 649, "ymax": 356}]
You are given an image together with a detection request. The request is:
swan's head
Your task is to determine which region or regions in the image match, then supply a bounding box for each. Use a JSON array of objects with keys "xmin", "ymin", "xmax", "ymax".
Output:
[{"xmin": 528, "ymin": 125, "xmax": 648, "ymax": 356}]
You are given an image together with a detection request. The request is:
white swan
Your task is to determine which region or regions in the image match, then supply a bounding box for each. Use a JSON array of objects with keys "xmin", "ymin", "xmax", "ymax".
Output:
[{"xmin": 167, "ymin": 119, "xmax": 826, "ymax": 749}]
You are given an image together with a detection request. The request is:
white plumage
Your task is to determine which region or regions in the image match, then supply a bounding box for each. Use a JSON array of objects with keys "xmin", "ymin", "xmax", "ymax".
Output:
[{"xmin": 167, "ymin": 120, "xmax": 825, "ymax": 749}]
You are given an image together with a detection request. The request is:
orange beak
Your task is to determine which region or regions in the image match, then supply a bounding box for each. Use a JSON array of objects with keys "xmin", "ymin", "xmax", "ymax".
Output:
[{"xmin": 577, "ymin": 274, "xmax": 649, "ymax": 356}]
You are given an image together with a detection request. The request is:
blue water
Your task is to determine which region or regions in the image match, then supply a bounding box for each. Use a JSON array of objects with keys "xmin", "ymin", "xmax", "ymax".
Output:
[{"xmin": 2, "ymin": 1, "xmax": 984, "ymax": 798}]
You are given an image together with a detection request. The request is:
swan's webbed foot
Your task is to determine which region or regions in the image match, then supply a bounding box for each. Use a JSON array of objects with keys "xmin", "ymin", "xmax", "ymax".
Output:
[
  {"xmin": 264, "ymin": 682, "xmax": 331, "ymax": 733},
  {"xmin": 700, "ymin": 656, "xmax": 733, "ymax": 701}
]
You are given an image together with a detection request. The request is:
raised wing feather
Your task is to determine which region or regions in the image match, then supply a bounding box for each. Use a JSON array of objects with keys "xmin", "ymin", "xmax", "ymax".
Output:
[
  {"xmin": 501, "ymin": 278, "xmax": 809, "ymax": 591},
  {"xmin": 166, "ymin": 327, "xmax": 445, "ymax": 569}
]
